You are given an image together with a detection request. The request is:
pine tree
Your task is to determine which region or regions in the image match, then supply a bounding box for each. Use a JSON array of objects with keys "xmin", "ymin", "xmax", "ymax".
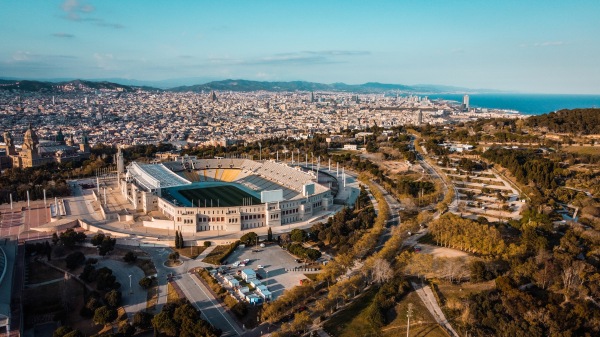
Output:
[
  {"xmin": 179, "ymin": 231, "xmax": 184, "ymax": 248},
  {"xmin": 267, "ymin": 227, "xmax": 273, "ymax": 242},
  {"xmin": 174, "ymin": 231, "xmax": 180, "ymax": 248}
]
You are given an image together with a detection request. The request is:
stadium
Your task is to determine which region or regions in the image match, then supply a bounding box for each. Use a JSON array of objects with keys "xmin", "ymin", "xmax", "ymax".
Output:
[{"xmin": 119, "ymin": 156, "xmax": 336, "ymax": 234}]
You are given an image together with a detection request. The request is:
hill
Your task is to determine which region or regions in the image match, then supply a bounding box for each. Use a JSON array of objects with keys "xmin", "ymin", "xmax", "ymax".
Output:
[
  {"xmin": 0, "ymin": 79, "xmax": 139, "ymax": 93},
  {"xmin": 525, "ymin": 108, "xmax": 600, "ymax": 135},
  {"xmin": 0, "ymin": 77, "xmax": 492, "ymax": 94},
  {"xmin": 167, "ymin": 79, "xmax": 478, "ymax": 94}
]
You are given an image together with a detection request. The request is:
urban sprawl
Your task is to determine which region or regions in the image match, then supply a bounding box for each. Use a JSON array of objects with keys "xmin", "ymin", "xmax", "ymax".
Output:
[{"xmin": 0, "ymin": 87, "xmax": 521, "ymax": 149}]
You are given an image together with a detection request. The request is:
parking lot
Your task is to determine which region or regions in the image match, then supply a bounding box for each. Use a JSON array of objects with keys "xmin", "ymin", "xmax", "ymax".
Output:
[{"xmin": 221, "ymin": 243, "xmax": 314, "ymax": 299}]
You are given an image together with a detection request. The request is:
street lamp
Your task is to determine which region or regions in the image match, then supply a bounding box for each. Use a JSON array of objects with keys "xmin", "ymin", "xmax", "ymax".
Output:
[{"xmin": 129, "ymin": 274, "xmax": 133, "ymax": 295}]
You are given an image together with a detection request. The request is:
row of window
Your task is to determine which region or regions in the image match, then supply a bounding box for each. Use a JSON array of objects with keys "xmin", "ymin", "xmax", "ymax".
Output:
[
  {"xmin": 243, "ymin": 222, "xmax": 265, "ymax": 229},
  {"xmin": 283, "ymin": 208, "xmax": 299, "ymax": 215},
  {"xmin": 176, "ymin": 207, "xmax": 265, "ymax": 215},
  {"xmin": 242, "ymin": 214, "xmax": 265, "ymax": 220},
  {"xmin": 198, "ymin": 225, "xmax": 223, "ymax": 231},
  {"xmin": 282, "ymin": 216, "xmax": 299, "ymax": 224}
]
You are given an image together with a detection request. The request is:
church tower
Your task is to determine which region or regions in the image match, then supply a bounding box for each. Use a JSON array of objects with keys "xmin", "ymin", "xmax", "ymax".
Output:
[
  {"xmin": 56, "ymin": 128, "xmax": 65, "ymax": 144},
  {"xmin": 66, "ymin": 134, "xmax": 75, "ymax": 147},
  {"xmin": 79, "ymin": 132, "xmax": 91, "ymax": 154},
  {"xmin": 3, "ymin": 131, "xmax": 16, "ymax": 155},
  {"xmin": 21, "ymin": 124, "xmax": 40, "ymax": 167}
]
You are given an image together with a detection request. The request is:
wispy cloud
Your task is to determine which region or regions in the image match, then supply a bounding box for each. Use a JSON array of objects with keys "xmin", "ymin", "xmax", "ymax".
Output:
[
  {"xmin": 53, "ymin": 32, "xmax": 75, "ymax": 38},
  {"xmin": 520, "ymin": 41, "xmax": 565, "ymax": 48},
  {"xmin": 209, "ymin": 50, "xmax": 370, "ymax": 67},
  {"xmin": 93, "ymin": 53, "xmax": 115, "ymax": 70},
  {"xmin": 97, "ymin": 22, "xmax": 125, "ymax": 29},
  {"xmin": 6, "ymin": 51, "xmax": 76, "ymax": 64},
  {"xmin": 534, "ymin": 41, "xmax": 564, "ymax": 47},
  {"xmin": 61, "ymin": 0, "xmax": 95, "ymax": 21},
  {"xmin": 304, "ymin": 50, "xmax": 370, "ymax": 56},
  {"xmin": 246, "ymin": 54, "xmax": 337, "ymax": 66},
  {"xmin": 60, "ymin": 0, "xmax": 123, "ymax": 29}
]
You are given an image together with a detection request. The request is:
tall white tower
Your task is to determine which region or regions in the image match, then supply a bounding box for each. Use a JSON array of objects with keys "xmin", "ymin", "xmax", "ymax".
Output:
[
  {"xmin": 463, "ymin": 95, "xmax": 470, "ymax": 111},
  {"xmin": 117, "ymin": 146, "xmax": 124, "ymax": 175}
]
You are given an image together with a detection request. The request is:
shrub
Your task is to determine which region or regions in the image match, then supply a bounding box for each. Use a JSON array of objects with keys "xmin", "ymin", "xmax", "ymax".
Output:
[
  {"xmin": 93, "ymin": 306, "xmax": 117, "ymax": 326},
  {"xmin": 139, "ymin": 276, "xmax": 154, "ymax": 289},
  {"xmin": 132, "ymin": 311, "xmax": 153, "ymax": 329},
  {"xmin": 204, "ymin": 241, "xmax": 211, "ymax": 247},
  {"xmin": 86, "ymin": 257, "xmax": 98, "ymax": 265},
  {"xmin": 123, "ymin": 251, "xmax": 138, "ymax": 263},
  {"xmin": 65, "ymin": 251, "xmax": 85, "ymax": 269},
  {"xmin": 168, "ymin": 251, "xmax": 180, "ymax": 261},
  {"xmin": 104, "ymin": 290, "xmax": 122, "ymax": 308}
]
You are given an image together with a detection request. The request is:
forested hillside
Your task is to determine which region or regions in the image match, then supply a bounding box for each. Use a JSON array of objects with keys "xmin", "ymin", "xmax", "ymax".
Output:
[{"xmin": 526, "ymin": 108, "xmax": 600, "ymax": 134}]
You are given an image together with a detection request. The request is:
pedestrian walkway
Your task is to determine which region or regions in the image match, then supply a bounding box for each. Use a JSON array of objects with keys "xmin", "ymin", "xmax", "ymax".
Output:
[
  {"xmin": 196, "ymin": 244, "xmax": 217, "ymax": 261},
  {"xmin": 410, "ymin": 281, "xmax": 459, "ymax": 337}
]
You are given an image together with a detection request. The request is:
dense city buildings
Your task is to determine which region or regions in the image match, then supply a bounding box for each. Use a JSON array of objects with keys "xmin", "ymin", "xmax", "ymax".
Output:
[{"xmin": 0, "ymin": 88, "xmax": 521, "ymax": 150}]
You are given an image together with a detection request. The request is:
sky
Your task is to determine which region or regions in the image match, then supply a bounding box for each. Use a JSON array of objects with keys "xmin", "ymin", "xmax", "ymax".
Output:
[{"xmin": 0, "ymin": 0, "xmax": 599, "ymax": 93}]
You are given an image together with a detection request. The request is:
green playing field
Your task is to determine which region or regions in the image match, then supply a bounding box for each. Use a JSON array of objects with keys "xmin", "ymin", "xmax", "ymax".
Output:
[{"xmin": 177, "ymin": 185, "xmax": 261, "ymax": 207}]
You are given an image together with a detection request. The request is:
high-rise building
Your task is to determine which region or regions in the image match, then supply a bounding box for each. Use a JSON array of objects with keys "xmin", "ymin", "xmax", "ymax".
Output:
[
  {"xmin": 417, "ymin": 110, "xmax": 423, "ymax": 125},
  {"xmin": 463, "ymin": 95, "xmax": 470, "ymax": 111}
]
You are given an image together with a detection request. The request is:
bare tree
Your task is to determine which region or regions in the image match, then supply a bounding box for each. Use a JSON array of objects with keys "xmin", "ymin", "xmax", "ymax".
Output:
[{"xmin": 372, "ymin": 258, "xmax": 394, "ymax": 284}]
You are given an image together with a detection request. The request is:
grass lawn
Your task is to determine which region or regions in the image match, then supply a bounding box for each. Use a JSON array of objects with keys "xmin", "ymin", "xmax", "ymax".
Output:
[
  {"xmin": 435, "ymin": 280, "xmax": 495, "ymax": 315},
  {"xmin": 383, "ymin": 291, "xmax": 447, "ymax": 337},
  {"xmin": 563, "ymin": 146, "xmax": 600, "ymax": 156},
  {"xmin": 202, "ymin": 244, "xmax": 235, "ymax": 265},
  {"xmin": 172, "ymin": 245, "xmax": 207, "ymax": 259},
  {"xmin": 27, "ymin": 259, "xmax": 64, "ymax": 284},
  {"xmin": 147, "ymin": 285, "xmax": 158, "ymax": 312},
  {"xmin": 323, "ymin": 287, "xmax": 379, "ymax": 337},
  {"xmin": 178, "ymin": 185, "xmax": 260, "ymax": 207},
  {"xmin": 167, "ymin": 283, "xmax": 180, "ymax": 303},
  {"xmin": 303, "ymin": 273, "xmax": 319, "ymax": 281}
]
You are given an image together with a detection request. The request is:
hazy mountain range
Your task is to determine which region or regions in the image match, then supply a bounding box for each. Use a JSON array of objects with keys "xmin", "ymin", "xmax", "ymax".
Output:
[{"xmin": 0, "ymin": 77, "xmax": 500, "ymax": 94}]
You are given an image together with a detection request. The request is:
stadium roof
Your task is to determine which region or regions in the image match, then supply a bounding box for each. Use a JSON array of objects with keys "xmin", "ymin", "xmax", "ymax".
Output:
[{"xmin": 128, "ymin": 162, "xmax": 191, "ymax": 191}]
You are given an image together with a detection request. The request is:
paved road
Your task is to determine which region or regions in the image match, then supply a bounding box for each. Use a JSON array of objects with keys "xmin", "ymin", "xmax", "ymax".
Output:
[
  {"xmin": 95, "ymin": 258, "xmax": 147, "ymax": 318},
  {"xmin": 176, "ymin": 272, "xmax": 244, "ymax": 336},
  {"xmin": 141, "ymin": 245, "xmax": 245, "ymax": 336},
  {"xmin": 410, "ymin": 281, "xmax": 459, "ymax": 337}
]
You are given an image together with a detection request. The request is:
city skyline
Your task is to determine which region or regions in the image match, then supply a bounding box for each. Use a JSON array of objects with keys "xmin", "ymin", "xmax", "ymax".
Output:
[{"xmin": 1, "ymin": 0, "xmax": 600, "ymax": 94}]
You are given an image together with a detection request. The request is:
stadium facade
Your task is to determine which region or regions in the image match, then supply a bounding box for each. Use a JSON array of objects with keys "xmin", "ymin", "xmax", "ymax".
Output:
[{"xmin": 119, "ymin": 154, "xmax": 334, "ymax": 234}]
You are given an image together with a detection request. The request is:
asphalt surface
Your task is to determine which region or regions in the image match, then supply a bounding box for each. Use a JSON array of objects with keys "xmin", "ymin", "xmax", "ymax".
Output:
[
  {"xmin": 95, "ymin": 258, "xmax": 147, "ymax": 318},
  {"xmin": 141, "ymin": 246, "xmax": 245, "ymax": 336}
]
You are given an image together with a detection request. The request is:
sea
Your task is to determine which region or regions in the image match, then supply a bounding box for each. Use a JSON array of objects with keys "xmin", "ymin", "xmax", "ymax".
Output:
[{"xmin": 425, "ymin": 94, "xmax": 600, "ymax": 115}]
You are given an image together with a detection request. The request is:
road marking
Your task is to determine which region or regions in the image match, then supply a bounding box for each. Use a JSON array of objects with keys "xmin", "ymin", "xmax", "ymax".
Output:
[{"xmin": 186, "ymin": 274, "xmax": 242, "ymax": 335}]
